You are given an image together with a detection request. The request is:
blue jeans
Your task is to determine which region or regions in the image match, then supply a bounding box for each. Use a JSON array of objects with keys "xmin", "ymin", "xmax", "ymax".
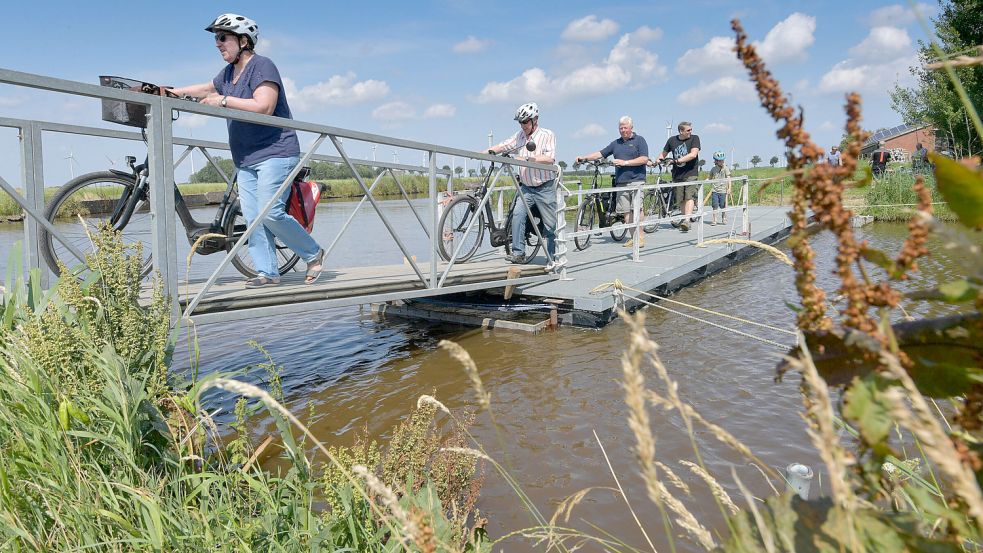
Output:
[
  {"xmin": 237, "ymin": 155, "xmax": 321, "ymax": 278},
  {"xmin": 512, "ymin": 179, "xmax": 556, "ymax": 259}
]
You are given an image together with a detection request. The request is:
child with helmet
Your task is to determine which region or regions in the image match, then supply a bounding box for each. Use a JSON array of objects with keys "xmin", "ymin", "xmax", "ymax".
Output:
[{"xmin": 709, "ymin": 151, "xmax": 731, "ymax": 225}]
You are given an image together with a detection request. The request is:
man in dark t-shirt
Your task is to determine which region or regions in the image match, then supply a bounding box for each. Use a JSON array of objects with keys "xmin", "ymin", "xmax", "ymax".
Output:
[
  {"xmin": 576, "ymin": 116, "xmax": 650, "ymax": 246},
  {"xmin": 654, "ymin": 122, "xmax": 701, "ymax": 232},
  {"xmin": 871, "ymin": 141, "xmax": 892, "ymax": 178}
]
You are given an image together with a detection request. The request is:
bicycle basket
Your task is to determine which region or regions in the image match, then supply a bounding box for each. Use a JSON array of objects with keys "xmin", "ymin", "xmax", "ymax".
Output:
[{"xmin": 99, "ymin": 76, "xmax": 158, "ymax": 128}]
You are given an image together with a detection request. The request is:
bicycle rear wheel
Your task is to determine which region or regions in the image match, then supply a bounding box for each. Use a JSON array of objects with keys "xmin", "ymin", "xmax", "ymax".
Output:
[
  {"xmin": 574, "ymin": 199, "xmax": 597, "ymax": 250},
  {"xmin": 41, "ymin": 171, "xmax": 153, "ymax": 276},
  {"xmin": 224, "ymin": 199, "xmax": 301, "ymax": 278},
  {"xmin": 438, "ymin": 195, "xmax": 484, "ymax": 262}
]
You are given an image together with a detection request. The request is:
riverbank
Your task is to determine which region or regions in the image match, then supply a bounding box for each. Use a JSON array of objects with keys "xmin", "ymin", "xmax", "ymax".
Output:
[{"xmin": 0, "ymin": 230, "xmax": 490, "ymax": 550}]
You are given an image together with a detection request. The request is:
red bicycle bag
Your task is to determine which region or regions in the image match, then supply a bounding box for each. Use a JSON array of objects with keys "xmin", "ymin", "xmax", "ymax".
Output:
[{"xmin": 288, "ymin": 178, "xmax": 321, "ymax": 232}]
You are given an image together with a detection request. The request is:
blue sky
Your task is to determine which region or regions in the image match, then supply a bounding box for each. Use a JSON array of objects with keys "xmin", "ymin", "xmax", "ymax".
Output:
[{"xmin": 0, "ymin": 0, "xmax": 937, "ymax": 185}]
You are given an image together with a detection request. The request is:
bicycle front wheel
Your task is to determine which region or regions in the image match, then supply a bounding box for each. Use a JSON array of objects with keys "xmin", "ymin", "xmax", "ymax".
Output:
[
  {"xmin": 574, "ymin": 199, "xmax": 597, "ymax": 250},
  {"xmin": 41, "ymin": 171, "xmax": 153, "ymax": 276},
  {"xmin": 609, "ymin": 213, "xmax": 628, "ymax": 242},
  {"xmin": 642, "ymin": 190, "xmax": 660, "ymax": 233},
  {"xmin": 438, "ymin": 195, "xmax": 484, "ymax": 262},
  {"xmin": 224, "ymin": 199, "xmax": 301, "ymax": 278}
]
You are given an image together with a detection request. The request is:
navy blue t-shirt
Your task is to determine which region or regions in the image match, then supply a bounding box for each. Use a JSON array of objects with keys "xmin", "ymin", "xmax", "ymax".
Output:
[
  {"xmin": 600, "ymin": 134, "xmax": 649, "ymax": 184},
  {"xmin": 213, "ymin": 55, "xmax": 300, "ymax": 167}
]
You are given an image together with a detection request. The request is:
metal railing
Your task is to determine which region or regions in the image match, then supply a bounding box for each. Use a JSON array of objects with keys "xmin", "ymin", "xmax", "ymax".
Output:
[
  {"xmin": 561, "ymin": 175, "xmax": 751, "ymax": 261},
  {"xmin": 0, "ymin": 67, "xmax": 566, "ymax": 323}
]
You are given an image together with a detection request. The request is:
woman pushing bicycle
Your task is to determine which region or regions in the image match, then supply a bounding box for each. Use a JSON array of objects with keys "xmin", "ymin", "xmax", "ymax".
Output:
[{"xmin": 171, "ymin": 13, "xmax": 324, "ymax": 288}]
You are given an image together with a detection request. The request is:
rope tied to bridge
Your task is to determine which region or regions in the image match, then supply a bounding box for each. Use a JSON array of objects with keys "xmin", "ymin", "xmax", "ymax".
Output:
[{"xmin": 590, "ymin": 280, "xmax": 796, "ymax": 350}]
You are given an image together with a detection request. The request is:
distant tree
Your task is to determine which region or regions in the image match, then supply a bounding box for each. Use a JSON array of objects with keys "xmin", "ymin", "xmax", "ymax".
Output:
[
  {"xmin": 468, "ymin": 169, "xmax": 476, "ymax": 177},
  {"xmin": 732, "ymin": 162, "xmax": 739, "ymax": 171},
  {"xmin": 750, "ymin": 155, "xmax": 762, "ymax": 167},
  {"xmin": 441, "ymin": 165, "xmax": 451, "ymax": 172},
  {"xmin": 455, "ymin": 166, "xmax": 463, "ymax": 177},
  {"xmin": 891, "ymin": 0, "xmax": 982, "ymax": 157},
  {"xmin": 699, "ymin": 159, "xmax": 706, "ymax": 169},
  {"xmin": 558, "ymin": 160, "xmax": 568, "ymax": 171},
  {"xmin": 190, "ymin": 156, "xmax": 236, "ymax": 183},
  {"xmin": 308, "ymin": 160, "xmax": 375, "ymax": 180},
  {"xmin": 769, "ymin": 155, "xmax": 779, "ymax": 167},
  {"xmin": 480, "ymin": 165, "xmax": 487, "ymax": 176}
]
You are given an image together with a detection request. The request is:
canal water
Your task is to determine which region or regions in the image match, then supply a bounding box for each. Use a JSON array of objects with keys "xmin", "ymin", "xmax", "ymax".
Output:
[{"xmin": 0, "ymin": 199, "xmax": 975, "ymax": 551}]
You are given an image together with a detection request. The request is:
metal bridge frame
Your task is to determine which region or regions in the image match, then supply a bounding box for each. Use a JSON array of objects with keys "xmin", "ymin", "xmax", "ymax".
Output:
[{"xmin": 0, "ymin": 68, "xmax": 567, "ymax": 324}]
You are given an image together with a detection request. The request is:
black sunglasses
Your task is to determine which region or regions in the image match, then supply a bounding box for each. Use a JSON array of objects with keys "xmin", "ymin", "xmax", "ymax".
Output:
[{"xmin": 214, "ymin": 33, "xmax": 234, "ymax": 43}]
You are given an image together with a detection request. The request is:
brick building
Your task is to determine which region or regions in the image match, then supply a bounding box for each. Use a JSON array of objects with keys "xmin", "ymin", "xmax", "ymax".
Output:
[{"xmin": 861, "ymin": 123, "xmax": 938, "ymax": 161}]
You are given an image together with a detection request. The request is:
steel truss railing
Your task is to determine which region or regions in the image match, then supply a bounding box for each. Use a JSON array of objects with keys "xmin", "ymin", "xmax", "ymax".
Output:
[
  {"xmin": 560, "ymin": 175, "xmax": 751, "ymax": 262},
  {"xmin": 0, "ymin": 67, "xmax": 566, "ymax": 324}
]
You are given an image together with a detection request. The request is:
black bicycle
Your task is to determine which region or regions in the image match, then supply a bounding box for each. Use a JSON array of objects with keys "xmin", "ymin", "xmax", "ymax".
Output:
[
  {"xmin": 436, "ymin": 142, "xmax": 545, "ymax": 263},
  {"xmin": 40, "ymin": 76, "xmax": 302, "ymax": 278},
  {"xmin": 570, "ymin": 159, "xmax": 630, "ymax": 250}
]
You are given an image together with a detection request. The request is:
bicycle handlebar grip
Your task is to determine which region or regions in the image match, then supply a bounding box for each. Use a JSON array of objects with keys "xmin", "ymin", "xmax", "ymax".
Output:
[{"xmin": 487, "ymin": 149, "xmax": 496, "ymax": 155}]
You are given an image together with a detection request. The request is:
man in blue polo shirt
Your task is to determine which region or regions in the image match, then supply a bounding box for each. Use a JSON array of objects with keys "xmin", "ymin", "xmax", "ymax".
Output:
[{"xmin": 576, "ymin": 116, "xmax": 650, "ymax": 247}]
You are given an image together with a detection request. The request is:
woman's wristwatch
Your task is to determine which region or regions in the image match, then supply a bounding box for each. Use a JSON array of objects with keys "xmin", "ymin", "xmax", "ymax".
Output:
[{"xmin": 221, "ymin": 96, "xmax": 228, "ymax": 108}]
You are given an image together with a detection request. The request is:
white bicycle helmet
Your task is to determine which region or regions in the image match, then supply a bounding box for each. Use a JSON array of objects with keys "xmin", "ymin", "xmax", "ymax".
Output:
[
  {"xmin": 712, "ymin": 151, "xmax": 726, "ymax": 161},
  {"xmin": 514, "ymin": 102, "xmax": 539, "ymax": 122},
  {"xmin": 206, "ymin": 13, "xmax": 259, "ymax": 48}
]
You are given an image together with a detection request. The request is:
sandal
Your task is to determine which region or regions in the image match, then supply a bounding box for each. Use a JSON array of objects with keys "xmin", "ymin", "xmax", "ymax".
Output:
[
  {"xmin": 305, "ymin": 249, "xmax": 325, "ymax": 285},
  {"xmin": 244, "ymin": 276, "xmax": 281, "ymax": 288}
]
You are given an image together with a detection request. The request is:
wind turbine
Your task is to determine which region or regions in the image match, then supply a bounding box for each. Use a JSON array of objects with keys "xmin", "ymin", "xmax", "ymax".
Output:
[
  {"xmin": 104, "ymin": 155, "xmax": 116, "ymax": 167},
  {"xmin": 65, "ymin": 150, "xmax": 79, "ymax": 179}
]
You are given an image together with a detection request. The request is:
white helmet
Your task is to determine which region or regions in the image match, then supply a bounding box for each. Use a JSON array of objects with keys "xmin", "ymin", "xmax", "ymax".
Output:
[
  {"xmin": 514, "ymin": 102, "xmax": 539, "ymax": 122},
  {"xmin": 206, "ymin": 13, "xmax": 259, "ymax": 48}
]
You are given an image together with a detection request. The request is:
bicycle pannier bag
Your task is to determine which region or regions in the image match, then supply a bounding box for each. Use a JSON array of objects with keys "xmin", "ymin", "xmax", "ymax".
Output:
[
  {"xmin": 288, "ymin": 177, "xmax": 321, "ymax": 232},
  {"xmin": 99, "ymin": 76, "xmax": 154, "ymax": 129}
]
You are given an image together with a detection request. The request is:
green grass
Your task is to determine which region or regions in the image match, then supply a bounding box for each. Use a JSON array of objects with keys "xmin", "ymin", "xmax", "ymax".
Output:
[{"xmin": 0, "ymin": 229, "xmax": 489, "ymax": 551}]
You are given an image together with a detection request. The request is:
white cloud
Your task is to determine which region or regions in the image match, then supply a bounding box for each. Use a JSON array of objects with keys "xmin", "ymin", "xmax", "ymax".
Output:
[
  {"xmin": 453, "ymin": 36, "xmax": 490, "ymax": 54},
  {"xmin": 676, "ymin": 36, "xmax": 739, "ymax": 75},
  {"xmin": 756, "ymin": 13, "xmax": 816, "ymax": 64},
  {"xmin": 704, "ymin": 122, "xmax": 733, "ymax": 133},
  {"xmin": 869, "ymin": 3, "xmax": 936, "ymax": 27},
  {"xmin": 573, "ymin": 123, "xmax": 606, "ymax": 138},
  {"xmin": 819, "ymin": 121, "xmax": 836, "ymax": 131},
  {"xmin": 372, "ymin": 101, "xmax": 457, "ymax": 124},
  {"xmin": 677, "ymin": 76, "xmax": 756, "ymax": 106},
  {"xmin": 422, "ymin": 103, "xmax": 456, "ymax": 118},
  {"xmin": 674, "ymin": 13, "xmax": 815, "ymax": 76},
  {"xmin": 284, "ymin": 73, "xmax": 389, "ymax": 112},
  {"xmin": 848, "ymin": 26, "xmax": 911, "ymax": 62},
  {"xmin": 819, "ymin": 24, "xmax": 918, "ymax": 95},
  {"xmin": 175, "ymin": 114, "xmax": 209, "ymax": 129},
  {"xmin": 819, "ymin": 55, "xmax": 917, "ymax": 93},
  {"xmin": 562, "ymin": 15, "xmax": 619, "ymax": 42},
  {"xmin": 372, "ymin": 101, "xmax": 416, "ymax": 122},
  {"xmin": 0, "ymin": 95, "xmax": 27, "ymax": 107},
  {"xmin": 474, "ymin": 26, "xmax": 666, "ymax": 103}
]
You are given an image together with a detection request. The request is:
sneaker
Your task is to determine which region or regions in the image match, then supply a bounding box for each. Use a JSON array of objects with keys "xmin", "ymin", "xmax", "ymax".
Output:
[
  {"xmin": 505, "ymin": 253, "xmax": 528, "ymax": 264},
  {"xmin": 680, "ymin": 221, "xmax": 690, "ymax": 232},
  {"xmin": 623, "ymin": 237, "xmax": 645, "ymax": 248}
]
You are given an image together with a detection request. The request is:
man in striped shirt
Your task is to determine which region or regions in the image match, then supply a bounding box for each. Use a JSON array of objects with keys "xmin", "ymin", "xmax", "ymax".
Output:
[{"xmin": 489, "ymin": 102, "xmax": 558, "ymax": 264}]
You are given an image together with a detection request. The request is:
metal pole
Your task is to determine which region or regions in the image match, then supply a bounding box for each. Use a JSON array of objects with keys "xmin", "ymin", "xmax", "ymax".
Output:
[
  {"xmin": 631, "ymin": 184, "xmax": 641, "ymax": 262},
  {"xmin": 22, "ymin": 122, "xmax": 46, "ymax": 284},
  {"xmin": 429, "ymin": 151, "xmax": 438, "ymax": 288},
  {"xmin": 146, "ymin": 97, "xmax": 180, "ymax": 320}
]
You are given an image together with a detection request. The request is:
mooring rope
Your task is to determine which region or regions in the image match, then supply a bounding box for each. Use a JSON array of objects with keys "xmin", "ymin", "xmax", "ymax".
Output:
[{"xmin": 591, "ymin": 279, "xmax": 795, "ymax": 349}]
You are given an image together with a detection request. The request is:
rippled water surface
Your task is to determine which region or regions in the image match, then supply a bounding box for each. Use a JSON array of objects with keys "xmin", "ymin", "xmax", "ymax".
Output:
[{"xmin": 1, "ymin": 207, "xmax": 978, "ymax": 552}]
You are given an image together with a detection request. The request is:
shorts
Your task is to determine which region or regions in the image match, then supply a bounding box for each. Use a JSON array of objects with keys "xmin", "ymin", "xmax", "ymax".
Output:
[
  {"xmin": 611, "ymin": 181, "xmax": 643, "ymax": 214},
  {"xmin": 711, "ymin": 191, "xmax": 727, "ymax": 210},
  {"xmin": 676, "ymin": 175, "xmax": 700, "ymax": 203}
]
